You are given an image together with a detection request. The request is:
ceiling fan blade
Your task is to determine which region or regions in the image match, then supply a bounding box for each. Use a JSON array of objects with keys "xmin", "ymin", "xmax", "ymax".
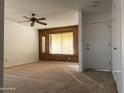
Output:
[
  {"xmin": 17, "ymin": 21, "xmax": 31, "ymax": 23},
  {"xmin": 37, "ymin": 21, "xmax": 47, "ymax": 25},
  {"xmin": 37, "ymin": 17, "xmax": 46, "ymax": 20},
  {"xmin": 31, "ymin": 21, "xmax": 35, "ymax": 27},
  {"xmin": 23, "ymin": 16, "xmax": 30, "ymax": 20}
]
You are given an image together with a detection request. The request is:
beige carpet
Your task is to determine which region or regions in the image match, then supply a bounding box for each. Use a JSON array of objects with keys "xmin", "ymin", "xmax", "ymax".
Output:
[{"xmin": 4, "ymin": 62, "xmax": 118, "ymax": 93}]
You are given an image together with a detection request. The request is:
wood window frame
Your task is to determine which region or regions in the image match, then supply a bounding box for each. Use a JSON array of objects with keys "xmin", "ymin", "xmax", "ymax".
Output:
[{"xmin": 39, "ymin": 25, "xmax": 78, "ymax": 62}]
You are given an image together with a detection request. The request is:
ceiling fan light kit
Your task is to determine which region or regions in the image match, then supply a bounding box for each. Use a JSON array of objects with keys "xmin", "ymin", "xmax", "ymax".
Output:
[{"xmin": 18, "ymin": 13, "xmax": 47, "ymax": 27}]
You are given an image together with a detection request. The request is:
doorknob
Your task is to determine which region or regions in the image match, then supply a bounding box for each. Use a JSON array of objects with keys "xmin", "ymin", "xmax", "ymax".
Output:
[
  {"xmin": 86, "ymin": 47, "xmax": 90, "ymax": 50},
  {"xmin": 114, "ymin": 48, "xmax": 117, "ymax": 50}
]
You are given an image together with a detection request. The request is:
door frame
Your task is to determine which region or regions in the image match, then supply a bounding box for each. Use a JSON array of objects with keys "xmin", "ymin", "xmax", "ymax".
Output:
[{"xmin": 84, "ymin": 19, "xmax": 112, "ymax": 71}]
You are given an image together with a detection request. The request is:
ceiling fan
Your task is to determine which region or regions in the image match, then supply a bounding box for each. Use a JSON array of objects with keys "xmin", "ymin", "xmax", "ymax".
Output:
[{"xmin": 18, "ymin": 13, "xmax": 47, "ymax": 27}]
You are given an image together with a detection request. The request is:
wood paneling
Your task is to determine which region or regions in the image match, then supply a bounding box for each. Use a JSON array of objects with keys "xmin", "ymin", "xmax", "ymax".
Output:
[{"xmin": 39, "ymin": 25, "xmax": 78, "ymax": 62}]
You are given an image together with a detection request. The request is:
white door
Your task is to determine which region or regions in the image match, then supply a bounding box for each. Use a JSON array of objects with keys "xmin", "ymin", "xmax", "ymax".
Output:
[{"xmin": 85, "ymin": 22, "xmax": 111, "ymax": 71}]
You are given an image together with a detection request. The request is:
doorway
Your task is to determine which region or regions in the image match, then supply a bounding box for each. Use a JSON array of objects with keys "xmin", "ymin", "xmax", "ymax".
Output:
[{"xmin": 84, "ymin": 22, "xmax": 111, "ymax": 71}]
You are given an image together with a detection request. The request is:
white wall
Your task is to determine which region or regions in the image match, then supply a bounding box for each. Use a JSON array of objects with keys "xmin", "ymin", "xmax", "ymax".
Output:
[
  {"xmin": 4, "ymin": 20, "xmax": 39, "ymax": 67},
  {"xmin": 120, "ymin": 0, "xmax": 124, "ymax": 93},
  {"xmin": 111, "ymin": 0, "xmax": 122, "ymax": 93},
  {"xmin": 36, "ymin": 11, "xmax": 78, "ymax": 29},
  {"xmin": 78, "ymin": 10, "xmax": 85, "ymax": 72},
  {"xmin": 85, "ymin": 12, "xmax": 110, "ymax": 24}
]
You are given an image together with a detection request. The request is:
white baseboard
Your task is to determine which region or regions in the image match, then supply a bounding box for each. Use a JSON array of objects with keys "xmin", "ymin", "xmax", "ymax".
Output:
[
  {"xmin": 4, "ymin": 60, "xmax": 38, "ymax": 68},
  {"xmin": 95, "ymin": 69, "xmax": 111, "ymax": 72}
]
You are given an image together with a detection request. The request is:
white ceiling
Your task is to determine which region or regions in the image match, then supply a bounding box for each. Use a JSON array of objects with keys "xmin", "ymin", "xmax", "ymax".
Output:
[{"xmin": 5, "ymin": 0, "xmax": 112, "ymax": 29}]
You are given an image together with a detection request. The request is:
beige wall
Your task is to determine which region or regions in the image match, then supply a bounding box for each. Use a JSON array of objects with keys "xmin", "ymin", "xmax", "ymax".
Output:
[{"xmin": 4, "ymin": 20, "xmax": 39, "ymax": 67}]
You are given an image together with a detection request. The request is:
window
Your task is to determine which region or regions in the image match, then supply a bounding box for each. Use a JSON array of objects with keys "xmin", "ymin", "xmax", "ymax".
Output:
[
  {"xmin": 49, "ymin": 32, "xmax": 73, "ymax": 54},
  {"xmin": 42, "ymin": 36, "xmax": 45, "ymax": 53}
]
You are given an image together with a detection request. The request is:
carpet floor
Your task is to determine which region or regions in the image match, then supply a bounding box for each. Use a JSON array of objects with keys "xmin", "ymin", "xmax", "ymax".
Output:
[{"xmin": 4, "ymin": 62, "xmax": 118, "ymax": 93}]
